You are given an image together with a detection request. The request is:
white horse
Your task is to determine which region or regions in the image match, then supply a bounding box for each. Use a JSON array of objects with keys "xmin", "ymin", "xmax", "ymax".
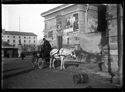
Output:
[{"xmin": 49, "ymin": 48, "xmax": 76, "ymax": 70}]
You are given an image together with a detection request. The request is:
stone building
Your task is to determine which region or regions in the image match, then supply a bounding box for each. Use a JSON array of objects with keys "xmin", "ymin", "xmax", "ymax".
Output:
[
  {"xmin": 41, "ymin": 4, "xmax": 123, "ymax": 78},
  {"xmin": 106, "ymin": 4, "xmax": 123, "ymax": 74},
  {"xmin": 2, "ymin": 29, "xmax": 37, "ymax": 52},
  {"xmin": 41, "ymin": 4, "xmax": 123, "ymax": 56},
  {"xmin": 41, "ymin": 4, "xmax": 98, "ymax": 49}
]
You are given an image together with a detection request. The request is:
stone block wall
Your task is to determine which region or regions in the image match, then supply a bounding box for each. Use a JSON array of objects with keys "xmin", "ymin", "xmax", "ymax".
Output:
[{"xmin": 104, "ymin": 4, "xmax": 123, "ymax": 72}]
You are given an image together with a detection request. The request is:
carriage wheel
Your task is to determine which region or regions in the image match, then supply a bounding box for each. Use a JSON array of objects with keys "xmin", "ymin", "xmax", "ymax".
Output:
[
  {"xmin": 32, "ymin": 58, "xmax": 37, "ymax": 69},
  {"xmin": 73, "ymin": 74, "xmax": 79, "ymax": 84},
  {"xmin": 38, "ymin": 58, "xmax": 46, "ymax": 69}
]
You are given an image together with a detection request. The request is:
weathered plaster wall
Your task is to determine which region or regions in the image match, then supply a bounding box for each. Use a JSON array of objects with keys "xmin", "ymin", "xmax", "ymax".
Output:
[{"xmin": 106, "ymin": 4, "xmax": 123, "ymax": 72}]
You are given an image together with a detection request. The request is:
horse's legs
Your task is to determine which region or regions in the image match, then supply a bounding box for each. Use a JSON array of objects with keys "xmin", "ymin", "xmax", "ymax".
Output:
[
  {"xmin": 35, "ymin": 57, "xmax": 38, "ymax": 65},
  {"xmin": 77, "ymin": 55, "xmax": 81, "ymax": 62},
  {"xmin": 98, "ymin": 62, "xmax": 103, "ymax": 71},
  {"xmin": 86, "ymin": 54, "xmax": 91, "ymax": 63},
  {"xmin": 80, "ymin": 55, "xmax": 83, "ymax": 62},
  {"xmin": 52, "ymin": 58, "xmax": 56, "ymax": 69},
  {"xmin": 49, "ymin": 57, "xmax": 53, "ymax": 69},
  {"xmin": 62, "ymin": 59, "xmax": 65, "ymax": 70},
  {"xmin": 78, "ymin": 56, "xmax": 81, "ymax": 62},
  {"xmin": 33, "ymin": 57, "xmax": 38, "ymax": 69},
  {"xmin": 60, "ymin": 56, "xmax": 63, "ymax": 70},
  {"xmin": 36, "ymin": 57, "xmax": 39, "ymax": 69},
  {"xmin": 32, "ymin": 57, "xmax": 35, "ymax": 68},
  {"xmin": 60, "ymin": 56, "xmax": 65, "ymax": 70}
]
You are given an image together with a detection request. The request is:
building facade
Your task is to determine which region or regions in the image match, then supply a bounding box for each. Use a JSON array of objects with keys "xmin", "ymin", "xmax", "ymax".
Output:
[
  {"xmin": 41, "ymin": 4, "xmax": 123, "ymax": 76},
  {"xmin": 106, "ymin": 4, "xmax": 123, "ymax": 74},
  {"xmin": 2, "ymin": 29, "xmax": 37, "ymax": 52},
  {"xmin": 41, "ymin": 4, "xmax": 98, "ymax": 48},
  {"xmin": 41, "ymin": 4, "xmax": 123, "ymax": 53}
]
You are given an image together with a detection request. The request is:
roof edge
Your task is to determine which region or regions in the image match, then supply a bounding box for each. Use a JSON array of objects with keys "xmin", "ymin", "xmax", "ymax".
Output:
[
  {"xmin": 41, "ymin": 4, "xmax": 75, "ymax": 17},
  {"xmin": 4, "ymin": 31, "xmax": 37, "ymax": 36}
]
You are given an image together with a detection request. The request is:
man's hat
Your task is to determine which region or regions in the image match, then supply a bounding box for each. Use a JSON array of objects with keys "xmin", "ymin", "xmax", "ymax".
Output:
[{"xmin": 43, "ymin": 38, "xmax": 46, "ymax": 40}]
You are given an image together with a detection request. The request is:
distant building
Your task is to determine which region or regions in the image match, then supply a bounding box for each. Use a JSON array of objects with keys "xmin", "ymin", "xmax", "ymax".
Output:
[{"xmin": 2, "ymin": 29, "xmax": 37, "ymax": 52}]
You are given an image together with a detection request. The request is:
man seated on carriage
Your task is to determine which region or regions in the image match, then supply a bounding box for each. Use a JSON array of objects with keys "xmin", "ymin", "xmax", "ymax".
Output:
[{"xmin": 40, "ymin": 38, "xmax": 52, "ymax": 63}]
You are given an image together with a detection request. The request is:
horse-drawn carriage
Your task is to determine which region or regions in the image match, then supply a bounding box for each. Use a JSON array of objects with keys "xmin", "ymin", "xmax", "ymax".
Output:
[
  {"xmin": 31, "ymin": 50, "xmax": 50, "ymax": 69},
  {"xmin": 31, "ymin": 47, "xmax": 77, "ymax": 70},
  {"xmin": 31, "ymin": 33, "xmax": 107, "ymax": 71}
]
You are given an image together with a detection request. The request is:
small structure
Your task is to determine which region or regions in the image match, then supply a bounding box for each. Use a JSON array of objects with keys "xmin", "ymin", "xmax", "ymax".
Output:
[{"xmin": 2, "ymin": 41, "xmax": 18, "ymax": 58}]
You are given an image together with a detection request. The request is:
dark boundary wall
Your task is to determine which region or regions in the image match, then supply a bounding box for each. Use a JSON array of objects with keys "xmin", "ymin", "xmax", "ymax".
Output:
[
  {"xmin": 2, "ymin": 48, "xmax": 18, "ymax": 58},
  {"xmin": 2, "ymin": 0, "xmax": 123, "ymax": 4}
]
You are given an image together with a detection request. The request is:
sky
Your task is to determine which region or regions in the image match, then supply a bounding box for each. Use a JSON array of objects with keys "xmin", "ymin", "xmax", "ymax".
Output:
[{"xmin": 2, "ymin": 4, "xmax": 62, "ymax": 42}]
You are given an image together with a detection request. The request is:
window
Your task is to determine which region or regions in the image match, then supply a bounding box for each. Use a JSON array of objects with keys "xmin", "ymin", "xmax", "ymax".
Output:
[
  {"xmin": 74, "ymin": 37, "xmax": 79, "ymax": 40},
  {"xmin": 87, "ymin": 18, "xmax": 98, "ymax": 33},
  {"xmin": 73, "ymin": 13, "xmax": 78, "ymax": 20},
  {"xmin": 13, "ymin": 40, "xmax": 15, "ymax": 43},
  {"xmin": 7, "ymin": 39, "xmax": 9, "ymax": 43},
  {"xmin": 29, "ymin": 37, "xmax": 30, "ymax": 39},
  {"xmin": 24, "ymin": 37, "xmax": 26, "ymax": 39},
  {"xmin": 34, "ymin": 40, "xmax": 35, "ymax": 43},
  {"xmin": 29, "ymin": 40, "xmax": 31, "ymax": 43},
  {"xmin": 8, "ymin": 36, "xmax": 9, "ymax": 38},
  {"xmin": 19, "ymin": 40, "xmax": 21, "ymax": 43},
  {"xmin": 48, "ymin": 31, "xmax": 53, "ymax": 39},
  {"xmin": 73, "ymin": 13, "xmax": 79, "ymax": 31},
  {"xmin": 34, "ymin": 37, "xmax": 35, "ymax": 39},
  {"xmin": 24, "ymin": 40, "xmax": 26, "ymax": 43},
  {"xmin": 67, "ymin": 38, "xmax": 69, "ymax": 44},
  {"xmin": 66, "ymin": 16, "xmax": 71, "ymax": 28},
  {"xmin": 13, "ymin": 36, "xmax": 15, "ymax": 38},
  {"xmin": 19, "ymin": 36, "xmax": 21, "ymax": 39}
]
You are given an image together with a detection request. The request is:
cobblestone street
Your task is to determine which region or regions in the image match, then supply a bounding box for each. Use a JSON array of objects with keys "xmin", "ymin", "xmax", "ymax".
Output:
[{"xmin": 2, "ymin": 56, "xmax": 122, "ymax": 89}]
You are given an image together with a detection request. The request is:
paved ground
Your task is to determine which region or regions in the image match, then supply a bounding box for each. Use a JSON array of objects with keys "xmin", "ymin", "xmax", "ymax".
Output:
[{"xmin": 1, "ymin": 56, "xmax": 122, "ymax": 89}]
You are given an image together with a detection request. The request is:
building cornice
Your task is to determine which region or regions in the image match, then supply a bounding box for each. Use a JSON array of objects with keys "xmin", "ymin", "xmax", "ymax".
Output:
[
  {"xmin": 3, "ymin": 31, "xmax": 37, "ymax": 36},
  {"xmin": 41, "ymin": 4, "xmax": 75, "ymax": 17},
  {"xmin": 44, "ymin": 9, "xmax": 79, "ymax": 21},
  {"xmin": 42, "ymin": 4, "xmax": 98, "ymax": 21}
]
